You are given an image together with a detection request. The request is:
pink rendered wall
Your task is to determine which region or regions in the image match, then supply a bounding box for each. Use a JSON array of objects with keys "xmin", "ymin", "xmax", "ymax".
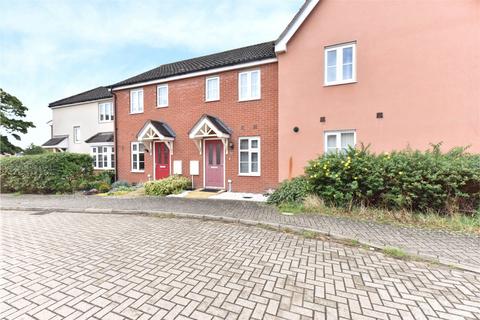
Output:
[{"xmin": 278, "ymin": 0, "xmax": 480, "ymax": 180}]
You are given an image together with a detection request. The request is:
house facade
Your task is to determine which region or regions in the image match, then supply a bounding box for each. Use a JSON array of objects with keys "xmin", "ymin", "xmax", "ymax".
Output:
[
  {"xmin": 43, "ymin": 87, "xmax": 116, "ymax": 171},
  {"xmin": 275, "ymin": 0, "xmax": 480, "ymax": 180},
  {"xmin": 111, "ymin": 43, "xmax": 279, "ymax": 193}
]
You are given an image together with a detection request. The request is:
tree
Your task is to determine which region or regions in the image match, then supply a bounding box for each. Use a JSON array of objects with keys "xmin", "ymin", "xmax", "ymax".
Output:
[
  {"xmin": 0, "ymin": 89, "xmax": 35, "ymax": 154},
  {"xmin": 23, "ymin": 143, "xmax": 46, "ymax": 155}
]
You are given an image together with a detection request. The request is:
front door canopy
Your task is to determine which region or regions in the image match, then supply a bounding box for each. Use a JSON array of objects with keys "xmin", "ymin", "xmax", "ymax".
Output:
[
  {"xmin": 189, "ymin": 115, "xmax": 232, "ymax": 155},
  {"xmin": 137, "ymin": 120, "xmax": 176, "ymax": 142},
  {"xmin": 188, "ymin": 115, "xmax": 231, "ymax": 140}
]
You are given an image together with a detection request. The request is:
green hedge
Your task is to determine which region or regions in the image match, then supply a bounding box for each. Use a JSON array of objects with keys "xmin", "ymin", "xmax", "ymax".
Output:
[
  {"xmin": 144, "ymin": 175, "xmax": 191, "ymax": 196},
  {"xmin": 267, "ymin": 176, "xmax": 310, "ymax": 205},
  {"xmin": 304, "ymin": 146, "xmax": 480, "ymax": 212},
  {"xmin": 0, "ymin": 153, "xmax": 94, "ymax": 193}
]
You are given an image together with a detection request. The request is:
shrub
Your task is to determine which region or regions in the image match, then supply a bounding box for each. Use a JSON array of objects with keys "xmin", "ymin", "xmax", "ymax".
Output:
[
  {"xmin": 305, "ymin": 145, "xmax": 480, "ymax": 213},
  {"xmin": 267, "ymin": 176, "xmax": 310, "ymax": 205},
  {"xmin": 0, "ymin": 153, "xmax": 93, "ymax": 193},
  {"xmin": 111, "ymin": 180, "xmax": 131, "ymax": 189},
  {"xmin": 144, "ymin": 175, "xmax": 191, "ymax": 196},
  {"xmin": 96, "ymin": 181, "xmax": 111, "ymax": 193},
  {"xmin": 96, "ymin": 170, "xmax": 115, "ymax": 184}
]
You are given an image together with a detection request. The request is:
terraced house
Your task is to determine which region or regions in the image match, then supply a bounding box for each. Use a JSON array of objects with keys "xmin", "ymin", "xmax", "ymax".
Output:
[
  {"xmin": 110, "ymin": 43, "xmax": 278, "ymax": 192},
  {"xmin": 44, "ymin": 0, "xmax": 480, "ymax": 192}
]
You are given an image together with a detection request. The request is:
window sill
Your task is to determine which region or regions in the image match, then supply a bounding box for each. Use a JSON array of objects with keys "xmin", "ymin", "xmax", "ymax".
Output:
[
  {"xmin": 157, "ymin": 105, "xmax": 168, "ymax": 108},
  {"xmin": 324, "ymin": 80, "xmax": 357, "ymax": 87},
  {"xmin": 129, "ymin": 111, "xmax": 144, "ymax": 115},
  {"xmin": 205, "ymin": 98, "xmax": 220, "ymax": 103},
  {"xmin": 94, "ymin": 167, "xmax": 114, "ymax": 170},
  {"xmin": 238, "ymin": 97, "xmax": 261, "ymax": 102},
  {"xmin": 99, "ymin": 120, "xmax": 113, "ymax": 123},
  {"xmin": 238, "ymin": 173, "xmax": 261, "ymax": 177},
  {"xmin": 131, "ymin": 170, "xmax": 145, "ymax": 173}
]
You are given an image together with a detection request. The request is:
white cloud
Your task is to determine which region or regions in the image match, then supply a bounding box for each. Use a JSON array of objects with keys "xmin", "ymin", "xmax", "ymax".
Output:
[{"xmin": 0, "ymin": 0, "xmax": 302, "ymax": 148}]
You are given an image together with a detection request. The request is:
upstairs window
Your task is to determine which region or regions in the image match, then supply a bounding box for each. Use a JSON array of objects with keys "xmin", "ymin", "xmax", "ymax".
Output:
[
  {"xmin": 239, "ymin": 70, "xmax": 260, "ymax": 101},
  {"xmin": 131, "ymin": 142, "xmax": 145, "ymax": 172},
  {"xmin": 239, "ymin": 137, "xmax": 260, "ymax": 176},
  {"xmin": 157, "ymin": 84, "xmax": 168, "ymax": 107},
  {"xmin": 99, "ymin": 102, "xmax": 114, "ymax": 122},
  {"xmin": 205, "ymin": 76, "xmax": 220, "ymax": 101},
  {"xmin": 324, "ymin": 130, "xmax": 356, "ymax": 154},
  {"xmin": 325, "ymin": 42, "xmax": 356, "ymax": 86},
  {"xmin": 73, "ymin": 126, "xmax": 81, "ymax": 143},
  {"xmin": 130, "ymin": 89, "xmax": 144, "ymax": 114}
]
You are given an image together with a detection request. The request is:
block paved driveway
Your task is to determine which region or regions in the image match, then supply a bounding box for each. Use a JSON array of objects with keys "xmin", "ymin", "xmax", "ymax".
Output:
[
  {"xmin": 1, "ymin": 210, "xmax": 480, "ymax": 320},
  {"xmin": 2, "ymin": 194, "xmax": 480, "ymax": 271}
]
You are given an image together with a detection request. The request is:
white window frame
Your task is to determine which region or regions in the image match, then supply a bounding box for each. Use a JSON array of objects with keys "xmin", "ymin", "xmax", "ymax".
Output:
[
  {"xmin": 73, "ymin": 126, "xmax": 81, "ymax": 144},
  {"xmin": 324, "ymin": 42, "xmax": 356, "ymax": 86},
  {"xmin": 130, "ymin": 89, "xmax": 144, "ymax": 114},
  {"xmin": 324, "ymin": 130, "xmax": 356, "ymax": 154},
  {"xmin": 238, "ymin": 137, "xmax": 261, "ymax": 176},
  {"xmin": 99, "ymin": 102, "xmax": 114, "ymax": 122},
  {"xmin": 157, "ymin": 84, "xmax": 169, "ymax": 108},
  {"xmin": 91, "ymin": 145, "xmax": 115, "ymax": 170},
  {"xmin": 238, "ymin": 70, "xmax": 261, "ymax": 101},
  {"xmin": 131, "ymin": 142, "xmax": 145, "ymax": 172},
  {"xmin": 205, "ymin": 76, "xmax": 220, "ymax": 102}
]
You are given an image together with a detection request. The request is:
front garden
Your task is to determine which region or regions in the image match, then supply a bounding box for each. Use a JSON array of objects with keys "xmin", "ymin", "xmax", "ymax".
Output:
[{"xmin": 268, "ymin": 145, "xmax": 480, "ymax": 233}]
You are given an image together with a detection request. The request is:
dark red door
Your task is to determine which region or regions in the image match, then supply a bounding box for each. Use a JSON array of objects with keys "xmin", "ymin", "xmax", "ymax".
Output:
[
  {"xmin": 205, "ymin": 140, "xmax": 224, "ymax": 188},
  {"xmin": 155, "ymin": 142, "xmax": 170, "ymax": 179}
]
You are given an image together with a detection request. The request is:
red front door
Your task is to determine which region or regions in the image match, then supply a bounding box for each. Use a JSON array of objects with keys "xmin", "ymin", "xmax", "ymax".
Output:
[
  {"xmin": 155, "ymin": 142, "xmax": 170, "ymax": 179},
  {"xmin": 204, "ymin": 140, "xmax": 224, "ymax": 188}
]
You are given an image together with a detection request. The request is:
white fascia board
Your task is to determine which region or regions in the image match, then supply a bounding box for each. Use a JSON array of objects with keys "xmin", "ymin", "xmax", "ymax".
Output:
[
  {"xmin": 275, "ymin": 0, "xmax": 320, "ymax": 53},
  {"xmin": 112, "ymin": 58, "xmax": 278, "ymax": 91},
  {"xmin": 50, "ymin": 98, "xmax": 113, "ymax": 109}
]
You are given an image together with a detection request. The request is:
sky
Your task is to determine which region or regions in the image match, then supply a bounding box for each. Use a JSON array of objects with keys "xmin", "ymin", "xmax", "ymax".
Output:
[{"xmin": 0, "ymin": 0, "xmax": 302, "ymax": 149}]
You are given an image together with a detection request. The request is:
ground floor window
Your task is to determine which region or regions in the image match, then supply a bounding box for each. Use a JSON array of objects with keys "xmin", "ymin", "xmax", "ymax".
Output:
[
  {"xmin": 324, "ymin": 130, "xmax": 356, "ymax": 153},
  {"xmin": 239, "ymin": 137, "xmax": 260, "ymax": 176},
  {"xmin": 131, "ymin": 142, "xmax": 145, "ymax": 172},
  {"xmin": 91, "ymin": 146, "xmax": 114, "ymax": 169}
]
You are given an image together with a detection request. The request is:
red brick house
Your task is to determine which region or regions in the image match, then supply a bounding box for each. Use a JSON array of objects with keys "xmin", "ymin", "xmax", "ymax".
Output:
[{"xmin": 110, "ymin": 42, "xmax": 278, "ymax": 193}]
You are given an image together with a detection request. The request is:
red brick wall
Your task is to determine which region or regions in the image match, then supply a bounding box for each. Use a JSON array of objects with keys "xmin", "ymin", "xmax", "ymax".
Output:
[{"xmin": 115, "ymin": 62, "xmax": 278, "ymax": 193}]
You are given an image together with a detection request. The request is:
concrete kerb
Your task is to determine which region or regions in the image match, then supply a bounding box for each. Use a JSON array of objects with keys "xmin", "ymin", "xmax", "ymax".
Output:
[{"xmin": 2, "ymin": 205, "xmax": 479, "ymax": 274}]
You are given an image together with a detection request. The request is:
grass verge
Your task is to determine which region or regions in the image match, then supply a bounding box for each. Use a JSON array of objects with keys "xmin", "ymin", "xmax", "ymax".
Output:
[{"xmin": 277, "ymin": 195, "xmax": 480, "ymax": 234}]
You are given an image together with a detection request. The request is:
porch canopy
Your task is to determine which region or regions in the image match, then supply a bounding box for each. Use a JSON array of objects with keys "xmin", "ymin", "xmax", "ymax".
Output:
[
  {"xmin": 188, "ymin": 114, "xmax": 232, "ymax": 154},
  {"xmin": 42, "ymin": 135, "xmax": 68, "ymax": 152},
  {"xmin": 137, "ymin": 120, "xmax": 176, "ymax": 154}
]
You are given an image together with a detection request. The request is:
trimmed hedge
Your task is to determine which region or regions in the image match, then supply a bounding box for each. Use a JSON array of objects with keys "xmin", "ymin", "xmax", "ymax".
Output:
[
  {"xmin": 144, "ymin": 175, "xmax": 191, "ymax": 196},
  {"xmin": 0, "ymin": 153, "xmax": 94, "ymax": 193}
]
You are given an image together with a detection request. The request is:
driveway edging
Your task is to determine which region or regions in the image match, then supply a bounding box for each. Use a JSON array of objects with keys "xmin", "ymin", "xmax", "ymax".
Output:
[{"xmin": 3, "ymin": 205, "xmax": 479, "ymax": 274}]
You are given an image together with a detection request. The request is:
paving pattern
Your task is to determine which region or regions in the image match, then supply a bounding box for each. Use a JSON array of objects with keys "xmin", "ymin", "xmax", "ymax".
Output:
[
  {"xmin": 1, "ymin": 210, "xmax": 480, "ymax": 320},
  {"xmin": 2, "ymin": 194, "xmax": 480, "ymax": 270}
]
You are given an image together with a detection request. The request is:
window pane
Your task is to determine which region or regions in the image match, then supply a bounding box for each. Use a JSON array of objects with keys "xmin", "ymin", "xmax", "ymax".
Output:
[
  {"xmin": 343, "ymin": 47, "xmax": 353, "ymax": 64},
  {"xmin": 133, "ymin": 154, "xmax": 137, "ymax": 162},
  {"xmin": 240, "ymin": 163, "xmax": 249, "ymax": 173},
  {"xmin": 327, "ymin": 50, "xmax": 337, "ymax": 67},
  {"xmin": 343, "ymin": 64, "xmax": 353, "ymax": 80},
  {"xmin": 138, "ymin": 91, "xmax": 143, "ymax": 111},
  {"xmin": 132, "ymin": 144, "xmax": 137, "ymax": 151},
  {"xmin": 240, "ymin": 139, "xmax": 249, "ymax": 150},
  {"xmin": 327, "ymin": 66, "xmax": 336, "ymax": 82},
  {"xmin": 240, "ymin": 73, "xmax": 248, "ymax": 99},
  {"xmin": 208, "ymin": 143, "xmax": 213, "ymax": 165},
  {"xmin": 216, "ymin": 143, "xmax": 221, "ymax": 165},
  {"xmin": 240, "ymin": 151, "xmax": 249, "ymax": 162},
  {"xmin": 251, "ymin": 71, "xmax": 259, "ymax": 98},
  {"xmin": 341, "ymin": 132, "xmax": 355, "ymax": 149},
  {"xmin": 327, "ymin": 134, "xmax": 337, "ymax": 148},
  {"xmin": 158, "ymin": 86, "xmax": 167, "ymax": 105},
  {"xmin": 251, "ymin": 153, "xmax": 258, "ymax": 173},
  {"xmin": 251, "ymin": 139, "xmax": 258, "ymax": 149},
  {"xmin": 139, "ymin": 143, "xmax": 145, "ymax": 152},
  {"xmin": 139, "ymin": 153, "xmax": 145, "ymax": 170}
]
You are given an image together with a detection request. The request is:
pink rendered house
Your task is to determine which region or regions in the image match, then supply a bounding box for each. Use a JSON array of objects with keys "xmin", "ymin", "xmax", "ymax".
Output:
[{"xmin": 275, "ymin": 0, "xmax": 480, "ymax": 180}]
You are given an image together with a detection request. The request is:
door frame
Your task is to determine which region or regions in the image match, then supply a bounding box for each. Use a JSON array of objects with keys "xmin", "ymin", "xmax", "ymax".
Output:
[
  {"xmin": 153, "ymin": 141, "xmax": 171, "ymax": 180},
  {"xmin": 203, "ymin": 138, "xmax": 226, "ymax": 189}
]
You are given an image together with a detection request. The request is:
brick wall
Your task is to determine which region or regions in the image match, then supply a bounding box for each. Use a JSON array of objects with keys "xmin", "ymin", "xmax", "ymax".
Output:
[{"xmin": 114, "ymin": 62, "xmax": 278, "ymax": 193}]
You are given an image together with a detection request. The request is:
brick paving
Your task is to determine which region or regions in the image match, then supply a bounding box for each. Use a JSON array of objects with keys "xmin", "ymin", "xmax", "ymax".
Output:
[
  {"xmin": 1, "ymin": 194, "xmax": 479, "ymax": 271},
  {"xmin": 1, "ymin": 210, "xmax": 480, "ymax": 320}
]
